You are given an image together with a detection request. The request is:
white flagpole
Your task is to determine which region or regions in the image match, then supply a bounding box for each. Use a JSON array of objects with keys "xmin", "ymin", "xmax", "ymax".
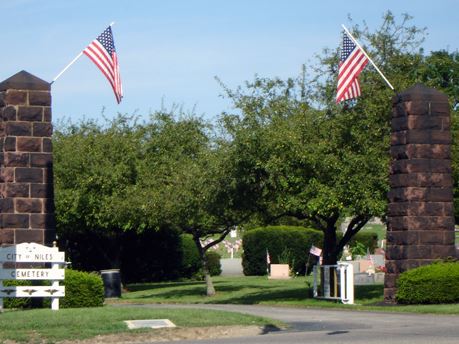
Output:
[
  {"xmin": 341, "ymin": 24, "xmax": 395, "ymax": 91},
  {"xmin": 51, "ymin": 22, "xmax": 116, "ymax": 85}
]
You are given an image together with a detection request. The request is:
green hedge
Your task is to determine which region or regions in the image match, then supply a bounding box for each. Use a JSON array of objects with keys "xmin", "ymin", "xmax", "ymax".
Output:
[
  {"xmin": 396, "ymin": 262, "xmax": 459, "ymax": 304},
  {"xmin": 180, "ymin": 234, "xmax": 222, "ymax": 278},
  {"xmin": 242, "ymin": 226, "xmax": 323, "ymax": 275},
  {"xmin": 206, "ymin": 251, "xmax": 222, "ymax": 276},
  {"xmin": 60, "ymin": 269, "xmax": 105, "ymax": 308},
  {"xmin": 180, "ymin": 234, "xmax": 202, "ymax": 278}
]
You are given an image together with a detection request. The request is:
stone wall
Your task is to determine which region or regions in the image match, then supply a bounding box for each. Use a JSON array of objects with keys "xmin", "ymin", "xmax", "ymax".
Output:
[
  {"xmin": 0, "ymin": 71, "xmax": 54, "ymax": 245},
  {"xmin": 385, "ymin": 84, "xmax": 456, "ymax": 302}
]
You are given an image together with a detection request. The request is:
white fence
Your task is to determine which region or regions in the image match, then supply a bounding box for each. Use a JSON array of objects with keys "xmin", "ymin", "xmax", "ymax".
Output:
[
  {"xmin": 0, "ymin": 242, "xmax": 65, "ymax": 311},
  {"xmin": 313, "ymin": 262, "xmax": 354, "ymax": 305}
]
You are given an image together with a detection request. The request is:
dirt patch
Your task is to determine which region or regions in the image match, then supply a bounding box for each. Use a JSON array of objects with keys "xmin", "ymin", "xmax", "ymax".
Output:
[{"xmin": 57, "ymin": 325, "xmax": 266, "ymax": 344}]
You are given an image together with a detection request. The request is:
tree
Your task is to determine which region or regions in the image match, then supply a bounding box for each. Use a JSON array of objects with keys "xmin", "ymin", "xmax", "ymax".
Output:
[
  {"xmin": 54, "ymin": 116, "xmax": 144, "ymax": 269},
  {"xmin": 120, "ymin": 112, "xmax": 251, "ymax": 295},
  {"xmin": 220, "ymin": 12, "xmax": 456, "ymax": 265}
]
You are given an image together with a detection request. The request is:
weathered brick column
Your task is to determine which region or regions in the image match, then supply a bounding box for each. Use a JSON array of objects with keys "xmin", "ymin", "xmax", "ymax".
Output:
[
  {"xmin": 385, "ymin": 84, "xmax": 456, "ymax": 302},
  {"xmin": 0, "ymin": 70, "xmax": 54, "ymax": 246}
]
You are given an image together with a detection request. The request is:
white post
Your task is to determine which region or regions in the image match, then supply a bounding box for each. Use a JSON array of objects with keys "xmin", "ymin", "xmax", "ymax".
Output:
[
  {"xmin": 313, "ymin": 265, "xmax": 318, "ymax": 297},
  {"xmin": 346, "ymin": 263, "xmax": 354, "ymax": 304},
  {"xmin": 0, "ymin": 263, "xmax": 3, "ymax": 312},
  {"xmin": 51, "ymin": 262, "xmax": 60, "ymax": 310},
  {"xmin": 338, "ymin": 262, "xmax": 354, "ymax": 305},
  {"xmin": 323, "ymin": 266, "xmax": 330, "ymax": 298}
]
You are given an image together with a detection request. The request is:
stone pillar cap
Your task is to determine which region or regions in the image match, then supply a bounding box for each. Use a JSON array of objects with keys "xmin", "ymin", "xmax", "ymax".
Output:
[
  {"xmin": 0, "ymin": 70, "xmax": 50, "ymax": 91},
  {"xmin": 393, "ymin": 83, "xmax": 448, "ymax": 104}
]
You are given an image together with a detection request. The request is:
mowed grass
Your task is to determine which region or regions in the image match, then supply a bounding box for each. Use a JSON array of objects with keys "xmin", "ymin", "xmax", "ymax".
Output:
[
  {"xmin": 120, "ymin": 276, "xmax": 459, "ymax": 314},
  {"xmin": 0, "ymin": 306, "xmax": 280, "ymax": 343}
]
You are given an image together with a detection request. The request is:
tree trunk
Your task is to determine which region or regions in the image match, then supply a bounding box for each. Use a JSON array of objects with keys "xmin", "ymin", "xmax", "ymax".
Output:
[
  {"xmin": 322, "ymin": 223, "xmax": 339, "ymax": 265},
  {"xmin": 202, "ymin": 255, "xmax": 216, "ymax": 296},
  {"xmin": 192, "ymin": 234, "xmax": 215, "ymax": 296},
  {"xmin": 321, "ymin": 222, "xmax": 340, "ymax": 297}
]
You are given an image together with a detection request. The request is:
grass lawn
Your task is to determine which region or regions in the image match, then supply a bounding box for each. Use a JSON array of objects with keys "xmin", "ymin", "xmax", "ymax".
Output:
[
  {"xmin": 0, "ymin": 306, "xmax": 281, "ymax": 343},
  {"xmin": 120, "ymin": 275, "xmax": 459, "ymax": 314}
]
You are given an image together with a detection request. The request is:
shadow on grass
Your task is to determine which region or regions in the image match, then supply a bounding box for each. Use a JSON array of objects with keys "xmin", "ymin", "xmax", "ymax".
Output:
[
  {"xmin": 126, "ymin": 281, "xmax": 204, "ymax": 292},
  {"xmin": 354, "ymin": 284, "xmax": 384, "ymax": 302},
  {"xmin": 207, "ymin": 287, "xmax": 311, "ymax": 304},
  {"xmin": 126, "ymin": 279, "xmax": 311, "ymax": 304}
]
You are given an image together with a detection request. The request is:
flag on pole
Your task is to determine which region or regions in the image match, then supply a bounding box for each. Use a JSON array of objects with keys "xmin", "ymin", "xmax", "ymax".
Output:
[
  {"xmin": 309, "ymin": 245, "xmax": 322, "ymax": 257},
  {"xmin": 83, "ymin": 25, "xmax": 123, "ymax": 103},
  {"xmin": 336, "ymin": 30, "xmax": 369, "ymax": 103}
]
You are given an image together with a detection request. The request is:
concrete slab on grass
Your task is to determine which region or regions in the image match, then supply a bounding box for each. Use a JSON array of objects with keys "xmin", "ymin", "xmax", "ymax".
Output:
[{"xmin": 124, "ymin": 319, "xmax": 176, "ymax": 329}]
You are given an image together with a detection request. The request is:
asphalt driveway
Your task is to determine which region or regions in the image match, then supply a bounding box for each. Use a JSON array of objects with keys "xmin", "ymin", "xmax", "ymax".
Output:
[{"xmin": 124, "ymin": 303, "xmax": 459, "ymax": 344}]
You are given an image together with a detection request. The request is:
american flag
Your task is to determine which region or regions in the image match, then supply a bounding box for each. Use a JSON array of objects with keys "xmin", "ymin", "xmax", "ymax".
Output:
[
  {"xmin": 336, "ymin": 31, "xmax": 369, "ymax": 103},
  {"xmin": 83, "ymin": 26, "xmax": 123, "ymax": 103},
  {"xmin": 309, "ymin": 245, "xmax": 322, "ymax": 257}
]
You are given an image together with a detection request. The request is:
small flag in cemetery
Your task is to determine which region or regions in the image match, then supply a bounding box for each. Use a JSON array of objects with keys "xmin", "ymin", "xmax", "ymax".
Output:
[
  {"xmin": 309, "ymin": 245, "xmax": 322, "ymax": 257},
  {"xmin": 83, "ymin": 25, "xmax": 123, "ymax": 103},
  {"xmin": 336, "ymin": 30, "xmax": 369, "ymax": 103}
]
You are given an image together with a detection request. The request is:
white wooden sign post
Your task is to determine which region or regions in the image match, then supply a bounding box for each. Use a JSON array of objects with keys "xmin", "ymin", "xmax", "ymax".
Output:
[{"xmin": 0, "ymin": 242, "xmax": 65, "ymax": 311}]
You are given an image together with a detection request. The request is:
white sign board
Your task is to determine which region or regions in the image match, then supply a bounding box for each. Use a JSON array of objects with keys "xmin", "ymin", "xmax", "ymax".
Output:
[
  {"xmin": 0, "ymin": 243, "xmax": 66, "ymax": 311},
  {"xmin": 0, "ymin": 269, "xmax": 65, "ymax": 280},
  {"xmin": 0, "ymin": 286, "xmax": 65, "ymax": 298},
  {"xmin": 0, "ymin": 243, "xmax": 65, "ymax": 263}
]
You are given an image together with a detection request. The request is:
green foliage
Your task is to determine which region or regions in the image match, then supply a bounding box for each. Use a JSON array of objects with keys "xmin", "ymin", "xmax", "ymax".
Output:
[
  {"xmin": 396, "ymin": 262, "xmax": 459, "ymax": 304},
  {"xmin": 2, "ymin": 280, "xmax": 32, "ymax": 309},
  {"xmin": 242, "ymin": 226, "xmax": 323, "ymax": 275},
  {"xmin": 180, "ymin": 234, "xmax": 203, "ymax": 278},
  {"xmin": 349, "ymin": 232, "xmax": 379, "ymax": 255},
  {"xmin": 348, "ymin": 242, "xmax": 367, "ymax": 259},
  {"xmin": 206, "ymin": 251, "xmax": 222, "ymax": 276},
  {"xmin": 60, "ymin": 269, "xmax": 104, "ymax": 308}
]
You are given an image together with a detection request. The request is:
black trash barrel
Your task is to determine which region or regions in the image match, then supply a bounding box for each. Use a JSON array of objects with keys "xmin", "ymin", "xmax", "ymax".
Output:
[{"xmin": 100, "ymin": 269, "xmax": 121, "ymax": 298}]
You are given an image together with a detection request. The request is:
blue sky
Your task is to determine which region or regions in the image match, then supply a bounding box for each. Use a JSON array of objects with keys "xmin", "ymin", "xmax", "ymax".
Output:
[{"xmin": 1, "ymin": 1, "xmax": 458, "ymax": 123}]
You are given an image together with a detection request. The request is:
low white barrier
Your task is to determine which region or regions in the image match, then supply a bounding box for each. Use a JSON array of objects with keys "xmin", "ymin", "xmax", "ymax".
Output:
[
  {"xmin": 313, "ymin": 262, "xmax": 354, "ymax": 304},
  {"xmin": 0, "ymin": 242, "xmax": 65, "ymax": 311}
]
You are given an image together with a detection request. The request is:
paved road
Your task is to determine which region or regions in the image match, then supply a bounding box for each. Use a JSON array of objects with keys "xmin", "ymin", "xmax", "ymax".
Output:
[
  {"xmin": 127, "ymin": 304, "xmax": 459, "ymax": 344},
  {"xmin": 220, "ymin": 258, "xmax": 243, "ymax": 276}
]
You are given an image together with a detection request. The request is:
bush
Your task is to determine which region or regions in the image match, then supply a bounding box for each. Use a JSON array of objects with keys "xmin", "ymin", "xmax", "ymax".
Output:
[
  {"xmin": 60, "ymin": 269, "xmax": 105, "ymax": 308},
  {"xmin": 396, "ymin": 262, "xmax": 459, "ymax": 304},
  {"xmin": 180, "ymin": 234, "xmax": 202, "ymax": 278},
  {"xmin": 242, "ymin": 226, "xmax": 323, "ymax": 275},
  {"xmin": 206, "ymin": 251, "xmax": 222, "ymax": 276}
]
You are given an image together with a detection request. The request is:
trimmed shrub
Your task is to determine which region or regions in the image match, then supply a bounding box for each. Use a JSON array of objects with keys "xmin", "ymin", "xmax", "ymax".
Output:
[
  {"xmin": 242, "ymin": 226, "xmax": 323, "ymax": 275},
  {"xmin": 206, "ymin": 251, "xmax": 222, "ymax": 276},
  {"xmin": 180, "ymin": 234, "xmax": 202, "ymax": 278},
  {"xmin": 60, "ymin": 269, "xmax": 104, "ymax": 308},
  {"xmin": 396, "ymin": 262, "xmax": 459, "ymax": 304}
]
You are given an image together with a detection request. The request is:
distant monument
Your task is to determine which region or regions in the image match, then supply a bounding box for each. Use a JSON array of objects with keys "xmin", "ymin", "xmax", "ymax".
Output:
[
  {"xmin": 0, "ymin": 71, "xmax": 55, "ymax": 246},
  {"xmin": 385, "ymin": 84, "xmax": 456, "ymax": 302}
]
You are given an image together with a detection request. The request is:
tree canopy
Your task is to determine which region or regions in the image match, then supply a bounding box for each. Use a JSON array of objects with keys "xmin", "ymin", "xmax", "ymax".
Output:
[{"xmin": 53, "ymin": 11, "xmax": 459, "ymax": 278}]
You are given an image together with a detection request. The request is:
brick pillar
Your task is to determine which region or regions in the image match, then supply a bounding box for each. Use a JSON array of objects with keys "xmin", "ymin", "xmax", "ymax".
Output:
[
  {"xmin": 0, "ymin": 70, "xmax": 54, "ymax": 246},
  {"xmin": 385, "ymin": 84, "xmax": 456, "ymax": 303}
]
